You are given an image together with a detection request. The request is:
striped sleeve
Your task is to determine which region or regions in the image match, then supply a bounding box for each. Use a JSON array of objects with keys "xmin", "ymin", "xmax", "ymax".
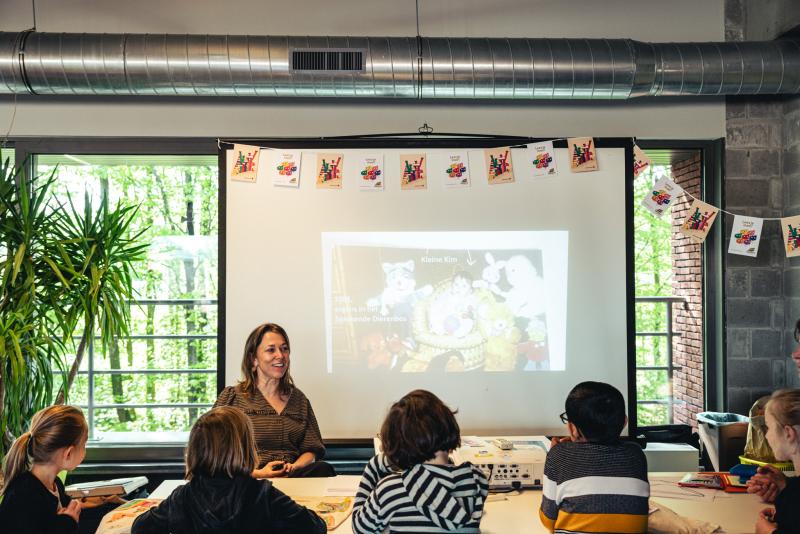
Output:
[
  {"xmin": 352, "ymin": 474, "xmax": 395, "ymax": 534},
  {"xmin": 354, "ymin": 454, "xmax": 394, "ymax": 509}
]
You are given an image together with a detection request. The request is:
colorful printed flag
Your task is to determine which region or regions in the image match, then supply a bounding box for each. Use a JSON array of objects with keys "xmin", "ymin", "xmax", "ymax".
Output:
[
  {"xmin": 781, "ymin": 214, "xmax": 800, "ymax": 258},
  {"xmin": 272, "ymin": 150, "xmax": 302, "ymax": 188},
  {"xmin": 680, "ymin": 198, "xmax": 719, "ymax": 243},
  {"xmin": 633, "ymin": 145, "xmax": 652, "ymax": 178},
  {"xmin": 400, "ymin": 153, "xmax": 427, "ymax": 190},
  {"xmin": 316, "ymin": 153, "xmax": 344, "ymax": 189},
  {"xmin": 437, "ymin": 152, "xmax": 471, "ymax": 189},
  {"xmin": 484, "ymin": 147, "xmax": 515, "ymax": 184},
  {"xmin": 528, "ymin": 141, "xmax": 557, "ymax": 178},
  {"xmin": 357, "ymin": 154, "xmax": 384, "ymax": 191},
  {"xmin": 728, "ymin": 215, "xmax": 764, "ymax": 258},
  {"xmin": 641, "ymin": 176, "xmax": 683, "ymax": 217},
  {"xmin": 230, "ymin": 144, "xmax": 260, "ymax": 182},
  {"xmin": 568, "ymin": 137, "xmax": 598, "ymax": 172}
]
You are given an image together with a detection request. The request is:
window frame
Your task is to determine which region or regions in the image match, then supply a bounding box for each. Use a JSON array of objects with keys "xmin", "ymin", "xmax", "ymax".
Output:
[
  {"xmin": 12, "ymin": 137, "xmax": 225, "ymax": 460},
  {"xmin": 634, "ymin": 138, "xmax": 726, "ymax": 426}
]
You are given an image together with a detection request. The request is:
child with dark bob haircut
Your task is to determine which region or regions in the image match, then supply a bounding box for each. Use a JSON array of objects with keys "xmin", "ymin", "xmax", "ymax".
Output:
[
  {"xmin": 352, "ymin": 389, "xmax": 488, "ymax": 534},
  {"xmin": 540, "ymin": 381, "xmax": 649, "ymax": 534},
  {"xmin": 132, "ymin": 406, "xmax": 325, "ymax": 534}
]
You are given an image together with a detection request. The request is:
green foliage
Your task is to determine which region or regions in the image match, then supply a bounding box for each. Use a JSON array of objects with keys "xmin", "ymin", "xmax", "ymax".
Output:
[
  {"xmin": 55, "ymin": 190, "xmax": 149, "ymax": 403},
  {"xmin": 0, "ymin": 159, "xmax": 70, "ymax": 453}
]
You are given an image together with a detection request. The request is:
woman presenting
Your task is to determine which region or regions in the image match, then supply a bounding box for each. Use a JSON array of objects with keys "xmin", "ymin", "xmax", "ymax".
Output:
[{"xmin": 214, "ymin": 323, "xmax": 334, "ymax": 478}]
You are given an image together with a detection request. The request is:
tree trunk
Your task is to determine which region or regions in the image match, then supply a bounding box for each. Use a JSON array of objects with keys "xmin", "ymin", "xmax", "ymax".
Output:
[
  {"xmin": 109, "ymin": 338, "xmax": 135, "ymax": 422},
  {"xmin": 183, "ymin": 170, "xmax": 202, "ymax": 421},
  {"xmin": 55, "ymin": 324, "xmax": 90, "ymax": 405}
]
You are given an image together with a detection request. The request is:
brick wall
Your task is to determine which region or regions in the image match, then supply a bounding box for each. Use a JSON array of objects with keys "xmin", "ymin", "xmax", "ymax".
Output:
[{"xmin": 670, "ymin": 155, "xmax": 705, "ymax": 426}]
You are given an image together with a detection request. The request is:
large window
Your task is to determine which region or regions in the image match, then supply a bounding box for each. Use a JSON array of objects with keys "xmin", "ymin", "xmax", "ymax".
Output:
[{"xmin": 37, "ymin": 154, "xmax": 219, "ymax": 443}]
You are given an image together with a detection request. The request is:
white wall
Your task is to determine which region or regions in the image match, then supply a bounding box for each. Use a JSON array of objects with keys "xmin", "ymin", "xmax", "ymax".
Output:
[{"xmin": 0, "ymin": 0, "xmax": 726, "ymax": 139}]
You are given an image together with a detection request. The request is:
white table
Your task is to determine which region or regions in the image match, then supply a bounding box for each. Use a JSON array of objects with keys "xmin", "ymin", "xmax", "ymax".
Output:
[{"xmin": 151, "ymin": 473, "xmax": 765, "ymax": 533}]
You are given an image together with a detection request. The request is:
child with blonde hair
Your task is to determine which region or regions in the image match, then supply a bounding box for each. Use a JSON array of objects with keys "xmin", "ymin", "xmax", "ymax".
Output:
[
  {"xmin": 748, "ymin": 389, "xmax": 800, "ymax": 534},
  {"xmin": 132, "ymin": 406, "xmax": 325, "ymax": 533},
  {"xmin": 0, "ymin": 405, "xmax": 88, "ymax": 534}
]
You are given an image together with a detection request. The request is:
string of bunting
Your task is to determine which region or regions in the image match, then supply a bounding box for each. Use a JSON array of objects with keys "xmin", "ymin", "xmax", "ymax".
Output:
[{"xmin": 221, "ymin": 138, "xmax": 800, "ymax": 260}]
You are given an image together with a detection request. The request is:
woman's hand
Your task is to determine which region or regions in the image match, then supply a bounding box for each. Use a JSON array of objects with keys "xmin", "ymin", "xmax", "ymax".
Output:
[
  {"xmin": 755, "ymin": 508, "xmax": 777, "ymax": 534},
  {"xmin": 58, "ymin": 500, "xmax": 82, "ymax": 523},
  {"xmin": 254, "ymin": 461, "xmax": 289, "ymax": 479},
  {"xmin": 747, "ymin": 466, "xmax": 788, "ymax": 503}
]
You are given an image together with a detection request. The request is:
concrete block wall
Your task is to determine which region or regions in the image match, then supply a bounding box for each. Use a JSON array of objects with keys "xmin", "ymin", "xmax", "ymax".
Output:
[{"xmin": 725, "ymin": 0, "xmax": 800, "ymax": 415}]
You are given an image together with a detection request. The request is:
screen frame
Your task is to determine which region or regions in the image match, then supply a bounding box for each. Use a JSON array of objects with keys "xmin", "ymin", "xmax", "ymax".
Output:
[{"xmin": 219, "ymin": 135, "xmax": 637, "ymax": 439}]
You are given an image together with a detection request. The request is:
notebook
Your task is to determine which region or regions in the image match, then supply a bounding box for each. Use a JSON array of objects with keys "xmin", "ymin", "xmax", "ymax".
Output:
[{"xmin": 65, "ymin": 476, "xmax": 148, "ymax": 498}]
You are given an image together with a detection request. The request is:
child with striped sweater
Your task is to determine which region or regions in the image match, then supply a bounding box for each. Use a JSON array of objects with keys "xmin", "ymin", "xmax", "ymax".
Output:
[
  {"xmin": 352, "ymin": 389, "xmax": 489, "ymax": 533},
  {"xmin": 540, "ymin": 381, "xmax": 649, "ymax": 534}
]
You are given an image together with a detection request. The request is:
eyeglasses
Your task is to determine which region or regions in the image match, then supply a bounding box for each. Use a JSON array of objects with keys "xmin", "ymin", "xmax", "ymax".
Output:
[{"xmin": 559, "ymin": 411, "xmax": 569, "ymax": 425}]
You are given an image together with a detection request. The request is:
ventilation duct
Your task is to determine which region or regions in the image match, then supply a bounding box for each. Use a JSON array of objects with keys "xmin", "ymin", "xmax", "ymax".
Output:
[{"xmin": 1, "ymin": 32, "xmax": 799, "ymax": 99}]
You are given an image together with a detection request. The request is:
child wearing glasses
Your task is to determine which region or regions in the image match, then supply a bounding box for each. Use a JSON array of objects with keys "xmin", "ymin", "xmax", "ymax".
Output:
[{"xmin": 540, "ymin": 381, "xmax": 649, "ymax": 533}]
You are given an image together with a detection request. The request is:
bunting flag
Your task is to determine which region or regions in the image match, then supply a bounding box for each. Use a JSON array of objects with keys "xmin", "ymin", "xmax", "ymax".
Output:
[
  {"xmin": 641, "ymin": 176, "xmax": 683, "ymax": 217},
  {"xmin": 781, "ymin": 214, "xmax": 800, "ymax": 258},
  {"xmin": 568, "ymin": 137, "xmax": 598, "ymax": 172},
  {"xmin": 728, "ymin": 215, "xmax": 764, "ymax": 258},
  {"xmin": 400, "ymin": 153, "xmax": 427, "ymax": 190},
  {"xmin": 222, "ymin": 138, "xmax": 790, "ymax": 262},
  {"xmin": 528, "ymin": 141, "xmax": 557, "ymax": 177},
  {"xmin": 230, "ymin": 144, "xmax": 260, "ymax": 182},
  {"xmin": 438, "ymin": 151, "xmax": 471, "ymax": 189},
  {"xmin": 272, "ymin": 150, "xmax": 302, "ymax": 188},
  {"xmin": 680, "ymin": 198, "xmax": 719, "ymax": 243},
  {"xmin": 485, "ymin": 147, "xmax": 515, "ymax": 184},
  {"xmin": 357, "ymin": 154, "xmax": 384, "ymax": 191},
  {"xmin": 633, "ymin": 145, "xmax": 652, "ymax": 177},
  {"xmin": 316, "ymin": 153, "xmax": 344, "ymax": 189}
]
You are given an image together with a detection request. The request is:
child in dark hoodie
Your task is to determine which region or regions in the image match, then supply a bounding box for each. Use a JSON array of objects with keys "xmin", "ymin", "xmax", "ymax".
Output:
[
  {"xmin": 131, "ymin": 406, "xmax": 325, "ymax": 534},
  {"xmin": 352, "ymin": 389, "xmax": 488, "ymax": 533}
]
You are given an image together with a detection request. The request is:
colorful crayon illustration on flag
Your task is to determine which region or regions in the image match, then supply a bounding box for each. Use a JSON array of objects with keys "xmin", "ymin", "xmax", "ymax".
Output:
[
  {"xmin": 230, "ymin": 144, "xmax": 260, "ymax": 182},
  {"xmin": 400, "ymin": 153, "xmax": 428, "ymax": 190},
  {"xmin": 484, "ymin": 147, "xmax": 515, "ymax": 184},
  {"xmin": 633, "ymin": 145, "xmax": 652, "ymax": 178},
  {"xmin": 781, "ymin": 214, "xmax": 800, "ymax": 258},
  {"xmin": 316, "ymin": 153, "xmax": 344, "ymax": 189},
  {"xmin": 680, "ymin": 198, "xmax": 719, "ymax": 243},
  {"xmin": 568, "ymin": 137, "xmax": 598, "ymax": 172}
]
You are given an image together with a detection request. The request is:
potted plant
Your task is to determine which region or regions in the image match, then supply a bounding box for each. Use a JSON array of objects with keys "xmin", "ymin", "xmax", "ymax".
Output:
[{"xmin": 0, "ymin": 157, "xmax": 145, "ymax": 464}]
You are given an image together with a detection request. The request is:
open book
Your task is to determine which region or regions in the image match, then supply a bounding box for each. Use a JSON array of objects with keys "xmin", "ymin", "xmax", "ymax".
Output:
[{"xmin": 65, "ymin": 476, "xmax": 148, "ymax": 498}]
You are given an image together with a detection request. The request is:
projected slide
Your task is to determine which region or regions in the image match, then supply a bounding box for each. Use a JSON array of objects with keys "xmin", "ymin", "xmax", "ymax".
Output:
[{"xmin": 322, "ymin": 232, "xmax": 568, "ymax": 373}]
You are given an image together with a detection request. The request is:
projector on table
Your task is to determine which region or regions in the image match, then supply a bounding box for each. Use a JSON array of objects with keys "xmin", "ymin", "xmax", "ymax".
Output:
[{"xmin": 450, "ymin": 435, "xmax": 550, "ymax": 490}]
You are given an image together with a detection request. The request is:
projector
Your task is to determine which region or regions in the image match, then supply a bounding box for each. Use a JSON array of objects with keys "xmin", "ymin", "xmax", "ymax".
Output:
[{"xmin": 451, "ymin": 435, "xmax": 550, "ymax": 490}]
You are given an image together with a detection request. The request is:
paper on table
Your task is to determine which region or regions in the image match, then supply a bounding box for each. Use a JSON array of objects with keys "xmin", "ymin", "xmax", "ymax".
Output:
[
  {"xmin": 649, "ymin": 479, "xmax": 717, "ymax": 502},
  {"xmin": 324, "ymin": 477, "xmax": 361, "ymax": 496},
  {"xmin": 461, "ymin": 436, "xmax": 488, "ymax": 447}
]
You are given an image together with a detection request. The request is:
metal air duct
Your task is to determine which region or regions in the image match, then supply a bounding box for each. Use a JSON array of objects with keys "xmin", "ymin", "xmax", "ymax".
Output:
[{"xmin": 1, "ymin": 32, "xmax": 799, "ymax": 99}]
